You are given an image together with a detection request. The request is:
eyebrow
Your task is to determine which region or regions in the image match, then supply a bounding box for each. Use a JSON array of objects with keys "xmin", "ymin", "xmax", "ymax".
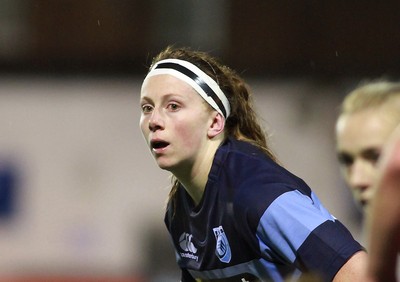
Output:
[
  {"xmin": 361, "ymin": 148, "xmax": 381, "ymax": 160},
  {"xmin": 337, "ymin": 147, "xmax": 381, "ymax": 164},
  {"xmin": 140, "ymin": 96, "xmax": 153, "ymax": 104},
  {"xmin": 140, "ymin": 93, "xmax": 186, "ymax": 104},
  {"xmin": 337, "ymin": 152, "xmax": 353, "ymax": 165}
]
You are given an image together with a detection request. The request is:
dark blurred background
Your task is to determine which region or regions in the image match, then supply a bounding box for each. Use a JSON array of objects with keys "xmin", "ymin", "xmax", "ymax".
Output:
[{"xmin": 2, "ymin": 0, "xmax": 400, "ymax": 79}]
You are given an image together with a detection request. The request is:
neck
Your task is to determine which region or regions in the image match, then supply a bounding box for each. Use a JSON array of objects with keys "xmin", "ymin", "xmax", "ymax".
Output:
[{"xmin": 174, "ymin": 138, "xmax": 223, "ymax": 206}]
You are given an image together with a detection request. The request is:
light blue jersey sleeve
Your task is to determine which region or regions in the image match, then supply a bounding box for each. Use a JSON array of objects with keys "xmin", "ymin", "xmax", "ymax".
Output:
[{"xmin": 256, "ymin": 190, "xmax": 335, "ymax": 263}]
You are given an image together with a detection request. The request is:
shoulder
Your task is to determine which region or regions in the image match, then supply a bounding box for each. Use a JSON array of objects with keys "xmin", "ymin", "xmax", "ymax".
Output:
[
  {"xmin": 215, "ymin": 138, "xmax": 315, "ymax": 226},
  {"xmin": 216, "ymin": 138, "xmax": 287, "ymax": 181},
  {"xmin": 216, "ymin": 138, "xmax": 312, "ymax": 202},
  {"xmin": 217, "ymin": 137, "xmax": 270, "ymax": 162}
]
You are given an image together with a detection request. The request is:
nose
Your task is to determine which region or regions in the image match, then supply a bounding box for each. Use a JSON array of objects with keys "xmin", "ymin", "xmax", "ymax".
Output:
[
  {"xmin": 348, "ymin": 159, "xmax": 372, "ymax": 192},
  {"xmin": 148, "ymin": 109, "xmax": 164, "ymax": 132}
]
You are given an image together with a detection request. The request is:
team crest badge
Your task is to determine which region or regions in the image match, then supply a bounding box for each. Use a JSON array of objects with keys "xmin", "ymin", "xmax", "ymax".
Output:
[{"xmin": 213, "ymin": 226, "xmax": 231, "ymax": 263}]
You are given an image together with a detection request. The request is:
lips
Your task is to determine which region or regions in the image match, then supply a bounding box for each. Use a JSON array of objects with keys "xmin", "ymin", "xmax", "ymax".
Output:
[
  {"xmin": 360, "ymin": 199, "xmax": 367, "ymax": 207},
  {"xmin": 150, "ymin": 139, "xmax": 170, "ymax": 152}
]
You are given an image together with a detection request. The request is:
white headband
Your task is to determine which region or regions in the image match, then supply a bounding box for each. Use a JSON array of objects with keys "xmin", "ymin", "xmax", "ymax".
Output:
[{"xmin": 144, "ymin": 58, "xmax": 231, "ymax": 118}]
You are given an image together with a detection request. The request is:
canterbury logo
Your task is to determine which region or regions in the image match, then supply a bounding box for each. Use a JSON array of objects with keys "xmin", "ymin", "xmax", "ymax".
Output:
[
  {"xmin": 179, "ymin": 232, "xmax": 198, "ymax": 253},
  {"xmin": 178, "ymin": 232, "xmax": 199, "ymax": 261}
]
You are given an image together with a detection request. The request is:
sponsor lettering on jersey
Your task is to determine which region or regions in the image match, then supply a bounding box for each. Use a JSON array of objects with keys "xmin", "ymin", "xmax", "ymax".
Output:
[{"xmin": 179, "ymin": 232, "xmax": 199, "ymax": 262}]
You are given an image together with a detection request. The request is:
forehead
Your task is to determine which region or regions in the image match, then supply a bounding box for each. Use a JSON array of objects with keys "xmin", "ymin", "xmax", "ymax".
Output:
[
  {"xmin": 336, "ymin": 109, "xmax": 396, "ymax": 152},
  {"xmin": 141, "ymin": 74, "xmax": 199, "ymax": 100}
]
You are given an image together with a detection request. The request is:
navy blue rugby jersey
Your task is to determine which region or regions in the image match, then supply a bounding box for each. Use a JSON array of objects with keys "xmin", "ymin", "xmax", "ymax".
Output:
[{"xmin": 164, "ymin": 137, "xmax": 364, "ymax": 282}]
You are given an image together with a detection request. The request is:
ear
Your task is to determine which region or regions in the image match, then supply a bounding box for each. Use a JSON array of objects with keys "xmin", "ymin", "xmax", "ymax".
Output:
[{"xmin": 207, "ymin": 112, "xmax": 225, "ymax": 138}]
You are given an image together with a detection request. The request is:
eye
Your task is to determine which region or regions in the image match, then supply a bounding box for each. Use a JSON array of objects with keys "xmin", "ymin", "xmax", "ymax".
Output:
[
  {"xmin": 363, "ymin": 149, "xmax": 381, "ymax": 166},
  {"xmin": 167, "ymin": 102, "xmax": 180, "ymax": 111},
  {"xmin": 338, "ymin": 153, "xmax": 354, "ymax": 167},
  {"xmin": 141, "ymin": 104, "xmax": 153, "ymax": 114}
]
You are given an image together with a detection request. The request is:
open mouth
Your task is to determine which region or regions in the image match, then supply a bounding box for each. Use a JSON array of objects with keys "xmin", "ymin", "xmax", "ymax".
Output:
[
  {"xmin": 151, "ymin": 140, "xmax": 170, "ymax": 150},
  {"xmin": 360, "ymin": 199, "xmax": 368, "ymax": 207}
]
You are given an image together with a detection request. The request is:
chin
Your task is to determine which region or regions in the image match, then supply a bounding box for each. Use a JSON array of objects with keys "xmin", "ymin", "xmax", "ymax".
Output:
[
  {"xmin": 155, "ymin": 160, "xmax": 175, "ymax": 172},
  {"xmin": 362, "ymin": 202, "xmax": 371, "ymax": 215}
]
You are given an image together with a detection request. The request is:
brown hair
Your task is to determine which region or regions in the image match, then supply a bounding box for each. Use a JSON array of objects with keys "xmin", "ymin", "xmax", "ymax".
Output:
[{"xmin": 147, "ymin": 46, "xmax": 277, "ymax": 205}]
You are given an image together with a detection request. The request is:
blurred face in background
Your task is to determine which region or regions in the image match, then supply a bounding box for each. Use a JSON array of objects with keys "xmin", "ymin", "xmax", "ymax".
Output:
[{"xmin": 336, "ymin": 106, "xmax": 397, "ymax": 212}]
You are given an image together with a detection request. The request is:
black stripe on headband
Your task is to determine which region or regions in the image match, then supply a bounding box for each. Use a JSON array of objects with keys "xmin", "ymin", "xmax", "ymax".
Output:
[{"xmin": 155, "ymin": 62, "xmax": 227, "ymax": 118}]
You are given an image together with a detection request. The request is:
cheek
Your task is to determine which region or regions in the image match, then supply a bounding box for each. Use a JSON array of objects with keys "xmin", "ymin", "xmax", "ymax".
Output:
[
  {"xmin": 174, "ymin": 119, "xmax": 208, "ymax": 147},
  {"xmin": 370, "ymin": 167, "xmax": 381, "ymax": 181},
  {"xmin": 343, "ymin": 170, "xmax": 352, "ymax": 183},
  {"xmin": 139, "ymin": 116, "xmax": 149, "ymax": 138},
  {"xmin": 175, "ymin": 124, "xmax": 200, "ymax": 145}
]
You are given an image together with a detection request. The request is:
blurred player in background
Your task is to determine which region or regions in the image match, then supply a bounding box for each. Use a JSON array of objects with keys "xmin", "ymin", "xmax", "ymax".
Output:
[{"xmin": 336, "ymin": 80, "xmax": 400, "ymax": 214}]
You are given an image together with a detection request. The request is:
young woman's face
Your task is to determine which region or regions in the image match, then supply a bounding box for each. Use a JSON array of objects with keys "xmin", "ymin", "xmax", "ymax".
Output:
[
  {"xmin": 140, "ymin": 74, "xmax": 214, "ymax": 173},
  {"xmin": 336, "ymin": 108, "xmax": 396, "ymax": 211}
]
